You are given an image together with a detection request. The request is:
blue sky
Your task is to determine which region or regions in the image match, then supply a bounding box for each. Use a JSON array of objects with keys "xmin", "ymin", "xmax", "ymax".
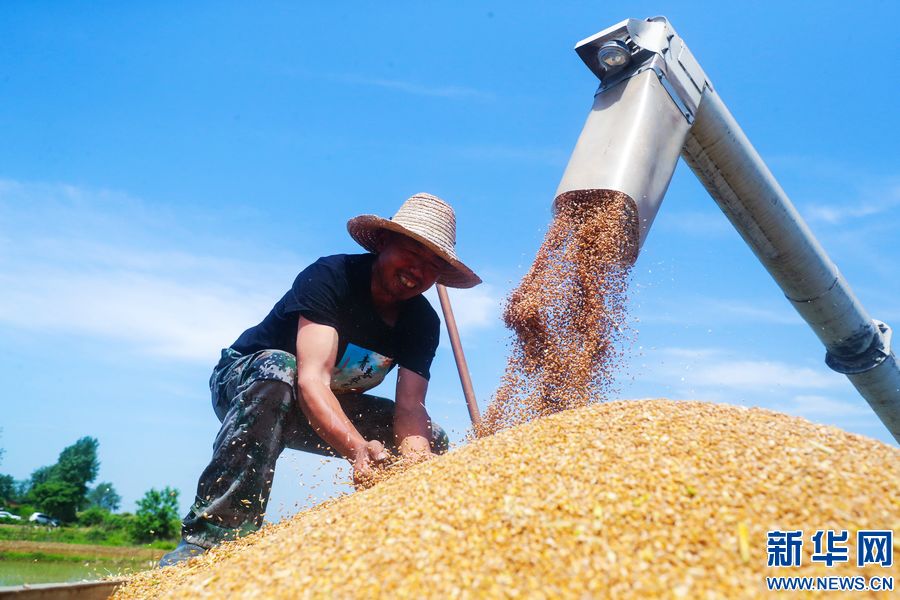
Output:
[{"xmin": 1, "ymin": 1, "xmax": 898, "ymax": 520}]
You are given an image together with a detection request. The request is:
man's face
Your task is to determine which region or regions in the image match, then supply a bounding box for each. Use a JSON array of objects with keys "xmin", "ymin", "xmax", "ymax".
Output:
[{"xmin": 374, "ymin": 233, "xmax": 447, "ymax": 301}]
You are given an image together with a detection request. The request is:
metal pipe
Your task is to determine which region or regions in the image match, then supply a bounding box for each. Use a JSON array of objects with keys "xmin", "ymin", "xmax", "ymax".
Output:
[
  {"xmin": 563, "ymin": 16, "xmax": 900, "ymax": 442},
  {"xmin": 435, "ymin": 284, "xmax": 481, "ymax": 428},
  {"xmin": 556, "ymin": 69, "xmax": 690, "ymax": 252},
  {"xmin": 682, "ymin": 89, "xmax": 900, "ymax": 442}
]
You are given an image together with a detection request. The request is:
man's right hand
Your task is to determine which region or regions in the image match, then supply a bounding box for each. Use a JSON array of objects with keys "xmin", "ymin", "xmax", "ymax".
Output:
[{"xmin": 352, "ymin": 440, "xmax": 389, "ymax": 487}]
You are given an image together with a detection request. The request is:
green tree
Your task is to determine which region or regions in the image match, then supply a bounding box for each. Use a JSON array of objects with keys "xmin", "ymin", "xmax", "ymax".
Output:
[
  {"xmin": 24, "ymin": 437, "xmax": 101, "ymax": 521},
  {"xmin": 55, "ymin": 437, "xmax": 99, "ymax": 495},
  {"xmin": 0, "ymin": 474, "xmax": 15, "ymax": 505},
  {"xmin": 131, "ymin": 487, "xmax": 181, "ymax": 543},
  {"xmin": 0, "ymin": 430, "xmax": 11, "ymax": 507},
  {"xmin": 29, "ymin": 465, "xmax": 56, "ymax": 489},
  {"xmin": 14, "ymin": 480, "xmax": 30, "ymax": 500},
  {"xmin": 78, "ymin": 506, "xmax": 110, "ymax": 526},
  {"xmin": 87, "ymin": 482, "xmax": 121, "ymax": 512},
  {"xmin": 30, "ymin": 480, "xmax": 82, "ymax": 522}
]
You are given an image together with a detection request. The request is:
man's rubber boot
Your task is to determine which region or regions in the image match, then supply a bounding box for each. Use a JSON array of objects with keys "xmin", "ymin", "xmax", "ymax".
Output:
[{"xmin": 158, "ymin": 539, "xmax": 207, "ymax": 567}]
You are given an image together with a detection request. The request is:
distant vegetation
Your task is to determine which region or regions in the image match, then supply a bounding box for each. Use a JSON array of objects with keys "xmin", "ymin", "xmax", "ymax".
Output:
[{"xmin": 0, "ymin": 432, "xmax": 181, "ymax": 546}]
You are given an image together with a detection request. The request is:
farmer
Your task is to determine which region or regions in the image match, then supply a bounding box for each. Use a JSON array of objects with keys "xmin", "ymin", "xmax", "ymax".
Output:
[{"xmin": 160, "ymin": 193, "xmax": 481, "ymax": 567}]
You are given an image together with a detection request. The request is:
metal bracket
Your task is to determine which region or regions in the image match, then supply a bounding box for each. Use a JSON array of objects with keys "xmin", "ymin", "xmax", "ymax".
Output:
[
  {"xmin": 575, "ymin": 16, "xmax": 712, "ymax": 123},
  {"xmin": 826, "ymin": 320, "xmax": 893, "ymax": 375}
]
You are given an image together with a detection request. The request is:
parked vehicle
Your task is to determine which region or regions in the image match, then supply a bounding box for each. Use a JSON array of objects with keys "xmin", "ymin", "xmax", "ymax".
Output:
[
  {"xmin": 0, "ymin": 510, "xmax": 22, "ymax": 521},
  {"xmin": 29, "ymin": 512, "xmax": 60, "ymax": 526}
]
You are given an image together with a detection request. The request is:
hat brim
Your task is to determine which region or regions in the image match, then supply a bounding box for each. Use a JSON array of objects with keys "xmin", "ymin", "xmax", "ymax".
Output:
[{"xmin": 347, "ymin": 215, "xmax": 482, "ymax": 289}]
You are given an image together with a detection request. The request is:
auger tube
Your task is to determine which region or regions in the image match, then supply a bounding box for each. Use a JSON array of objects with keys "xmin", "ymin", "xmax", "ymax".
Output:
[{"xmin": 559, "ymin": 16, "xmax": 900, "ymax": 442}]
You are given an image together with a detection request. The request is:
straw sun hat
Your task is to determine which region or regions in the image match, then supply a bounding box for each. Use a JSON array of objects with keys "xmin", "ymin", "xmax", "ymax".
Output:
[{"xmin": 347, "ymin": 193, "xmax": 482, "ymax": 289}]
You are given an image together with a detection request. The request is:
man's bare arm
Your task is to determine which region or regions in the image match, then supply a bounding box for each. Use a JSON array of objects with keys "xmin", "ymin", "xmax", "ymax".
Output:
[
  {"xmin": 393, "ymin": 367, "xmax": 434, "ymax": 457},
  {"xmin": 295, "ymin": 317, "xmax": 379, "ymax": 463}
]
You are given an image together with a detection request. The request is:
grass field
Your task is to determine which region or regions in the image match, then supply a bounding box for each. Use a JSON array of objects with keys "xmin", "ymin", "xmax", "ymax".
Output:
[{"xmin": 0, "ymin": 523, "xmax": 176, "ymax": 549}]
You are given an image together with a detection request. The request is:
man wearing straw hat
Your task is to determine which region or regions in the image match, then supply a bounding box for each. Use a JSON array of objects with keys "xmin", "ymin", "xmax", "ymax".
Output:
[{"xmin": 160, "ymin": 193, "xmax": 481, "ymax": 566}]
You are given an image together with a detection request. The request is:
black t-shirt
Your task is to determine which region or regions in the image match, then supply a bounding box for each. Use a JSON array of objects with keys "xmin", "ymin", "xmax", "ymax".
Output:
[{"xmin": 231, "ymin": 253, "xmax": 440, "ymax": 393}]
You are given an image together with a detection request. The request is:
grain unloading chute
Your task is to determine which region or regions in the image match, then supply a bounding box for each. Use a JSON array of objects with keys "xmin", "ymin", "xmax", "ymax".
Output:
[{"xmin": 558, "ymin": 16, "xmax": 900, "ymax": 443}]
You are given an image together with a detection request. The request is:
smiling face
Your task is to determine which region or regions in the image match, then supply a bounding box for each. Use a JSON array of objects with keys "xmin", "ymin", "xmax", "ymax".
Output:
[{"xmin": 371, "ymin": 231, "xmax": 448, "ymax": 303}]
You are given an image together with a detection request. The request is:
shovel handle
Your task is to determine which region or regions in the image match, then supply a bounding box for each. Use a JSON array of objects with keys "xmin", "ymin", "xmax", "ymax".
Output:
[{"xmin": 435, "ymin": 284, "xmax": 481, "ymax": 428}]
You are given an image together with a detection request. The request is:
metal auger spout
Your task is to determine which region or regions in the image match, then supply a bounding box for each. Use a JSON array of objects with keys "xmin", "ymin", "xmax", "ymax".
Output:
[{"xmin": 558, "ymin": 16, "xmax": 900, "ymax": 442}]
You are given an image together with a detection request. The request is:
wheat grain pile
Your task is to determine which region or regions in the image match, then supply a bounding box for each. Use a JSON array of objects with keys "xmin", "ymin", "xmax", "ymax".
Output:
[
  {"xmin": 478, "ymin": 190, "xmax": 639, "ymax": 437},
  {"xmin": 116, "ymin": 399, "xmax": 899, "ymax": 599}
]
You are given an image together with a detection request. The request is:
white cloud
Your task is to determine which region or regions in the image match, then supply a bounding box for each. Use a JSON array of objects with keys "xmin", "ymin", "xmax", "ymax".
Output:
[
  {"xmin": 425, "ymin": 284, "xmax": 501, "ymax": 334},
  {"xmin": 656, "ymin": 209, "xmax": 732, "ymax": 236},
  {"xmin": 652, "ymin": 347, "xmax": 842, "ymax": 391},
  {"xmin": 798, "ymin": 177, "xmax": 900, "ymax": 226},
  {"xmin": 787, "ymin": 394, "xmax": 873, "ymax": 418},
  {"xmin": 451, "ymin": 144, "xmax": 567, "ymax": 166},
  {"xmin": 700, "ymin": 299, "xmax": 804, "ymax": 326},
  {"xmin": 0, "ymin": 179, "xmax": 300, "ymax": 362},
  {"xmin": 805, "ymin": 196, "xmax": 900, "ymax": 225},
  {"xmin": 0, "ymin": 265, "xmax": 277, "ymax": 362},
  {"xmin": 624, "ymin": 346, "xmax": 887, "ymax": 433},
  {"xmin": 633, "ymin": 296, "xmax": 803, "ymax": 327},
  {"xmin": 657, "ymin": 347, "xmax": 718, "ymax": 360},
  {"xmin": 690, "ymin": 360, "xmax": 836, "ymax": 390},
  {"xmin": 333, "ymin": 74, "xmax": 493, "ymax": 101}
]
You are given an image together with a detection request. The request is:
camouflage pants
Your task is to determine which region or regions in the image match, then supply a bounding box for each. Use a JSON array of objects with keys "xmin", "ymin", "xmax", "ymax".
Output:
[{"xmin": 182, "ymin": 348, "xmax": 449, "ymax": 549}]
